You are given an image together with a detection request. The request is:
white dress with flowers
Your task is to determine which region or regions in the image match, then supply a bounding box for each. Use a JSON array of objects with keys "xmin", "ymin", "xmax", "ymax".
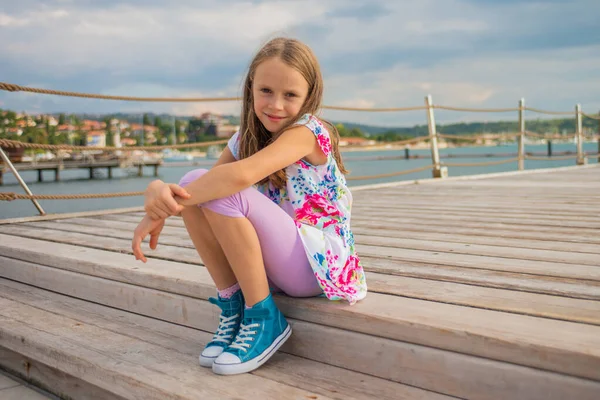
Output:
[{"xmin": 228, "ymin": 114, "xmax": 367, "ymax": 304}]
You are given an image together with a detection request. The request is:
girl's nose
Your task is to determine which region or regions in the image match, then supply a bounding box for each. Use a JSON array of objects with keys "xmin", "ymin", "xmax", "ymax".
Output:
[{"xmin": 270, "ymin": 95, "xmax": 284, "ymax": 110}]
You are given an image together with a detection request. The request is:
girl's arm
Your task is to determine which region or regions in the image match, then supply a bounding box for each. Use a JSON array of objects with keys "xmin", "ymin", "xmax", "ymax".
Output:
[{"xmin": 178, "ymin": 125, "xmax": 316, "ymax": 206}]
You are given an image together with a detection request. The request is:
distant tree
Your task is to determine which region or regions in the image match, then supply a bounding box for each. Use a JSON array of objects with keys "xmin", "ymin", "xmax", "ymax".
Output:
[
  {"xmin": 205, "ymin": 123, "xmax": 217, "ymax": 136},
  {"xmin": 143, "ymin": 113, "xmax": 152, "ymax": 126},
  {"xmin": 154, "ymin": 116, "xmax": 162, "ymax": 127},
  {"xmin": 58, "ymin": 113, "xmax": 66, "ymax": 125}
]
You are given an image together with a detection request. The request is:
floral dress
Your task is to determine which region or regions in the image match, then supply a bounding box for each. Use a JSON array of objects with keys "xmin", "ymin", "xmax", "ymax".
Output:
[{"xmin": 228, "ymin": 114, "xmax": 367, "ymax": 304}]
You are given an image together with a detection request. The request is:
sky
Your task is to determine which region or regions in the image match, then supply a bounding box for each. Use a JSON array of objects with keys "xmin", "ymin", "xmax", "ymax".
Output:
[{"xmin": 1, "ymin": 0, "xmax": 599, "ymax": 127}]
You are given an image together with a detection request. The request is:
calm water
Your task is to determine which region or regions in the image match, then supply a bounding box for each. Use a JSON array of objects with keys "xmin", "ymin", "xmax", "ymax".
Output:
[{"xmin": 2, "ymin": 142, "xmax": 598, "ymax": 219}]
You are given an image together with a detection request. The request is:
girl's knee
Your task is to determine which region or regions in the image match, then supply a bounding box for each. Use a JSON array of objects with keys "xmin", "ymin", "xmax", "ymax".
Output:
[{"xmin": 179, "ymin": 168, "xmax": 209, "ymax": 187}]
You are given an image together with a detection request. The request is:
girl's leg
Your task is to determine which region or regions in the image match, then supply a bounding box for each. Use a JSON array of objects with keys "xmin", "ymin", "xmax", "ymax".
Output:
[
  {"xmin": 202, "ymin": 209, "xmax": 270, "ymax": 306},
  {"xmin": 179, "ymin": 171, "xmax": 237, "ymax": 290},
  {"xmin": 200, "ymin": 182, "xmax": 323, "ymax": 303}
]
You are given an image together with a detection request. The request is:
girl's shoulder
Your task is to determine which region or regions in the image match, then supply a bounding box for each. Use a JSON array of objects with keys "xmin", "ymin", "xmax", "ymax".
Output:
[{"xmin": 293, "ymin": 114, "xmax": 332, "ymax": 157}]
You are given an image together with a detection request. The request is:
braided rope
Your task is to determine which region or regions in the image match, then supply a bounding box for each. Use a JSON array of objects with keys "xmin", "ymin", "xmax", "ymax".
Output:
[
  {"xmin": 0, "ymin": 82, "xmax": 241, "ymax": 103},
  {"xmin": 0, "ymin": 138, "xmax": 228, "ymax": 151},
  {"xmin": 0, "ymin": 191, "xmax": 144, "ymax": 201},
  {"xmin": 433, "ymin": 105, "xmax": 518, "ymax": 112},
  {"xmin": 441, "ymin": 157, "xmax": 519, "ymax": 167},
  {"xmin": 323, "ymin": 105, "xmax": 426, "ymax": 112},
  {"xmin": 524, "ymin": 107, "xmax": 574, "ymax": 116},
  {"xmin": 581, "ymin": 112, "xmax": 600, "ymax": 120},
  {"xmin": 346, "ymin": 164, "xmax": 434, "ymax": 181},
  {"xmin": 525, "ymin": 155, "xmax": 579, "ymax": 161},
  {"xmin": 0, "ymin": 82, "xmax": 428, "ymax": 112}
]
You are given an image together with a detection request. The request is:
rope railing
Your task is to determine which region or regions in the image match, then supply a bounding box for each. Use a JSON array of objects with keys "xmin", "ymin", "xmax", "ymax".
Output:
[
  {"xmin": 0, "ymin": 138, "xmax": 228, "ymax": 152},
  {"xmin": 441, "ymin": 157, "xmax": 520, "ymax": 168},
  {"xmin": 0, "ymin": 82, "xmax": 595, "ymax": 115},
  {"xmin": 0, "ymin": 191, "xmax": 144, "ymax": 201},
  {"xmin": 345, "ymin": 165, "xmax": 435, "ymax": 181},
  {"xmin": 523, "ymin": 107, "xmax": 576, "ymax": 116},
  {"xmin": 1, "ymin": 84, "xmax": 598, "ymax": 213},
  {"xmin": 525, "ymin": 154, "xmax": 579, "ymax": 161},
  {"xmin": 582, "ymin": 112, "xmax": 600, "ymax": 120},
  {"xmin": 433, "ymin": 105, "xmax": 519, "ymax": 113}
]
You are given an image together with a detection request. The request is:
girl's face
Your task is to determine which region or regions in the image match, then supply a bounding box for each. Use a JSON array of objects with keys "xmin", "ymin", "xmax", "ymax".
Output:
[{"xmin": 252, "ymin": 57, "xmax": 309, "ymax": 133}]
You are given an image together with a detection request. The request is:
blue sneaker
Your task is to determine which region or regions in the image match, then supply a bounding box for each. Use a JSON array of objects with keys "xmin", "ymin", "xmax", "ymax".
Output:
[
  {"xmin": 212, "ymin": 293, "xmax": 291, "ymax": 375},
  {"xmin": 199, "ymin": 290, "xmax": 244, "ymax": 367}
]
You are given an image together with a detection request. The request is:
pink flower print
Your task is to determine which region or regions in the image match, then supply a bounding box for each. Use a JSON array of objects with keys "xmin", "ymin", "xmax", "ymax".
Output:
[
  {"xmin": 337, "ymin": 255, "xmax": 362, "ymax": 286},
  {"xmin": 317, "ymin": 134, "xmax": 331, "ymax": 156},
  {"xmin": 295, "ymin": 193, "xmax": 341, "ymax": 226},
  {"xmin": 298, "ymin": 160, "xmax": 311, "ymax": 170}
]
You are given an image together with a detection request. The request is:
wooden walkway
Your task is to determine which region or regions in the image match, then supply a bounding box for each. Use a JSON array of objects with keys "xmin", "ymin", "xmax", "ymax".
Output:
[{"xmin": 0, "ymin": 165, "xmax": 599, "ymax": 399}]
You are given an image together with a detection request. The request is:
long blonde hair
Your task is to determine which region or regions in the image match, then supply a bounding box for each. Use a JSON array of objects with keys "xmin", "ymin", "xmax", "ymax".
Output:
[{"xmin": 238, "ymin": 37, "xmax": 347, "ymax": 189}]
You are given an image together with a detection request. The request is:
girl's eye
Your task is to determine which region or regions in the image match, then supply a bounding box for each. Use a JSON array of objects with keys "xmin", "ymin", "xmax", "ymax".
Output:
[
  {"xmin": 260, "ymin": 88, "xmax": 271, "ymax": 94},
  {"xmin": 286, "ymin": 93, "xmax": 297, "ymax": 98}
]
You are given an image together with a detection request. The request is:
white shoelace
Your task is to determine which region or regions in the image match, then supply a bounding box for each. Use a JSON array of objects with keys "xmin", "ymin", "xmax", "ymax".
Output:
[
  {"xmin": 212, "ymin": 313, "xmax": 240, "ymax": 344},
  {"xmin": 228, "ymin": 322, "xmax": 260, "ymax": 352}
]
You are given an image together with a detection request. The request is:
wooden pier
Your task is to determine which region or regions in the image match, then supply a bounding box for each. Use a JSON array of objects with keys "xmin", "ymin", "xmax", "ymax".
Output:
[
  {"xmin": 0, "ymin": 159, "xmax": 161, "ymax": 185},
  {"xmin": 0, "ymin": 165, "xmax": 599, "ymax": 399}
]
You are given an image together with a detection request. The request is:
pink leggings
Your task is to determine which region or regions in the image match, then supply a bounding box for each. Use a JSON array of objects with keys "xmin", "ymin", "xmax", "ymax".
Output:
[{"xmin": 178, "ymin": 169, "xmax": 323, "ymax": 298}]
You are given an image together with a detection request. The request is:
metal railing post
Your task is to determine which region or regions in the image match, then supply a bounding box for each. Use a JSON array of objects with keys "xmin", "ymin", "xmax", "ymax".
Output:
[
  {"xmin": 0, "ymin": 147, "xmax": 46, "ymax": 215},
  {"xmin": 425, "ymin": 95, "xmax": 447, "ymax": 178},
  {"xmin": 518, "ymin": 99, "xmax": 525, "ymax": 171}
]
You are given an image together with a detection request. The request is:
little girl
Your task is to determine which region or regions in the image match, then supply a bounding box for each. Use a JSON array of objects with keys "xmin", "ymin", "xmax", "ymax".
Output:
[{"xmin": 132, "ymin": 37, "xmax": 367, "ymax": 376}]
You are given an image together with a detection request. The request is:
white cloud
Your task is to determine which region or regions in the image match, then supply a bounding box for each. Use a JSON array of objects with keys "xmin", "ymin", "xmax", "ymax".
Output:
[
  {"xmin": 1, "ymin": 0, "xmax": 599, "ymax": 126},
  {"xmin": 322, "ymin": 44, "xmax": 600, "ymax": 126}
]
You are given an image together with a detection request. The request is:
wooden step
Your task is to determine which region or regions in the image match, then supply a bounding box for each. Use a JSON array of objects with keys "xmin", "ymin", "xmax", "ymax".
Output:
[
  {"xmin": 0, "ymin": 279, "xmax": 446, "ymax": 400},
  {"xmin": 1, "ymin": 237, "xmax": 600, "ymax": 399}
]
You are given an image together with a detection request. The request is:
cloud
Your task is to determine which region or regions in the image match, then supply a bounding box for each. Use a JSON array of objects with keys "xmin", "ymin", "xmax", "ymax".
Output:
[{"xmin": 0, "ymin": 0, "xmax": 598, "ymax": 127}]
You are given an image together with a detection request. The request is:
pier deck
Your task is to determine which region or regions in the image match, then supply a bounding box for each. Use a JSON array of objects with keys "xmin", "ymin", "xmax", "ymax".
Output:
[
  {"xmin": 0, "ymin": 165, "xmax": 599, "ymax": 399},
  {"xmin": 0, "ymin": 159, "xmax": 161, "ymax": 185}
]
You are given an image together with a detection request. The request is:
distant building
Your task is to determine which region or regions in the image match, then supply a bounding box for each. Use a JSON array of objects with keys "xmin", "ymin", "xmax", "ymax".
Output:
[{"xmin": 87, "ymin": 130, "xmax": 106, "ymax": 147}]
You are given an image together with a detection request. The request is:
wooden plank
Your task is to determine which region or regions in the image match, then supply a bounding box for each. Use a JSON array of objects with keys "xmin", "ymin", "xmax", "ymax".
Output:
[
  {"xmin": 80, "ymin": 213, "xmax": 600, "ymax": 247},
  {"xmin": 353, "ymin": 208, "xmax": 600, "ymax": 229},
  {"xmin": 30, "ymin": 219, "xmax": 600, "ymax": 266},
  {"xmin": 355, "ymin": 243, "xmax": 600, "ymax": 281},
  {"xmin": 2, "ymin": 235, "xmax": 600, "ymax": 381},
  {"xmin": 362, "ymin": 256, "xmax": 600, "ymax": 301},
  {"xmin": 0, "ymin": 278, "xmax": 454, "ymax": 400},
  {"xmin": 5, "ymin": 224, "xmax": 600, "ymax": 323},
  {"xmin": 352, "ymin": 227, "xmax": 600, "ymax": 255},
  {"xmin": 66, "ymin": 216, "xmax": 600, "ymax": 254},
  {"xmin": 0, "ymin": 347, "xmax": 126, "ymax": 400},
  {"xmin": 352, "ymin": 203, "xmax": 600, "ymax": 221},
  {"xmin": 99, "ymin": 212, "xmax": 600, "ymax": 240},
  {"xmin": 354, "ymin": 234, "xmax": 600, "ymax": 265},
  {"xmin": 0, "ymin": 206, "xmax": 144, "ymax": 225},
  {"xmin": 351, "ymin": 219, "xmax": 600, "ymax": 245},
  {"xmin": 4, "ymin": 249, "xmax": 599, "ymax": 333},
  {"xmin": 0, "ymin": 298, "xmax": 334, "ymax": 400},
  {"xmin": 352, "ymin": 214, "xmax": 600, "ymax": 238},
  {"xmin": 3, "ymin": 279, "xmax": 600, "ymax": 400},
  {"xmin": 6, "ymin": 223, "xmax": 600, "ymax": 308}
]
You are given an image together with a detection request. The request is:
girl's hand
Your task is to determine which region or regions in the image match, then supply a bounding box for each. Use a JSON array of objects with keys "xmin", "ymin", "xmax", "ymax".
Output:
[
  {"xmin": 132, "ymin": 215, "xmax": 166, "ymax": 262},
  {"xmin": 144, "ymin": 180, "xmax": 191, "ymax": 220}
]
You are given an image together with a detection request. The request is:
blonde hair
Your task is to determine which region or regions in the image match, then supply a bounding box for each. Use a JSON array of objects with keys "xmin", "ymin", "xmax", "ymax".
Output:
[{"xmin": 238, "ymin": 37, "xmax": 348, "ymax": 189}]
